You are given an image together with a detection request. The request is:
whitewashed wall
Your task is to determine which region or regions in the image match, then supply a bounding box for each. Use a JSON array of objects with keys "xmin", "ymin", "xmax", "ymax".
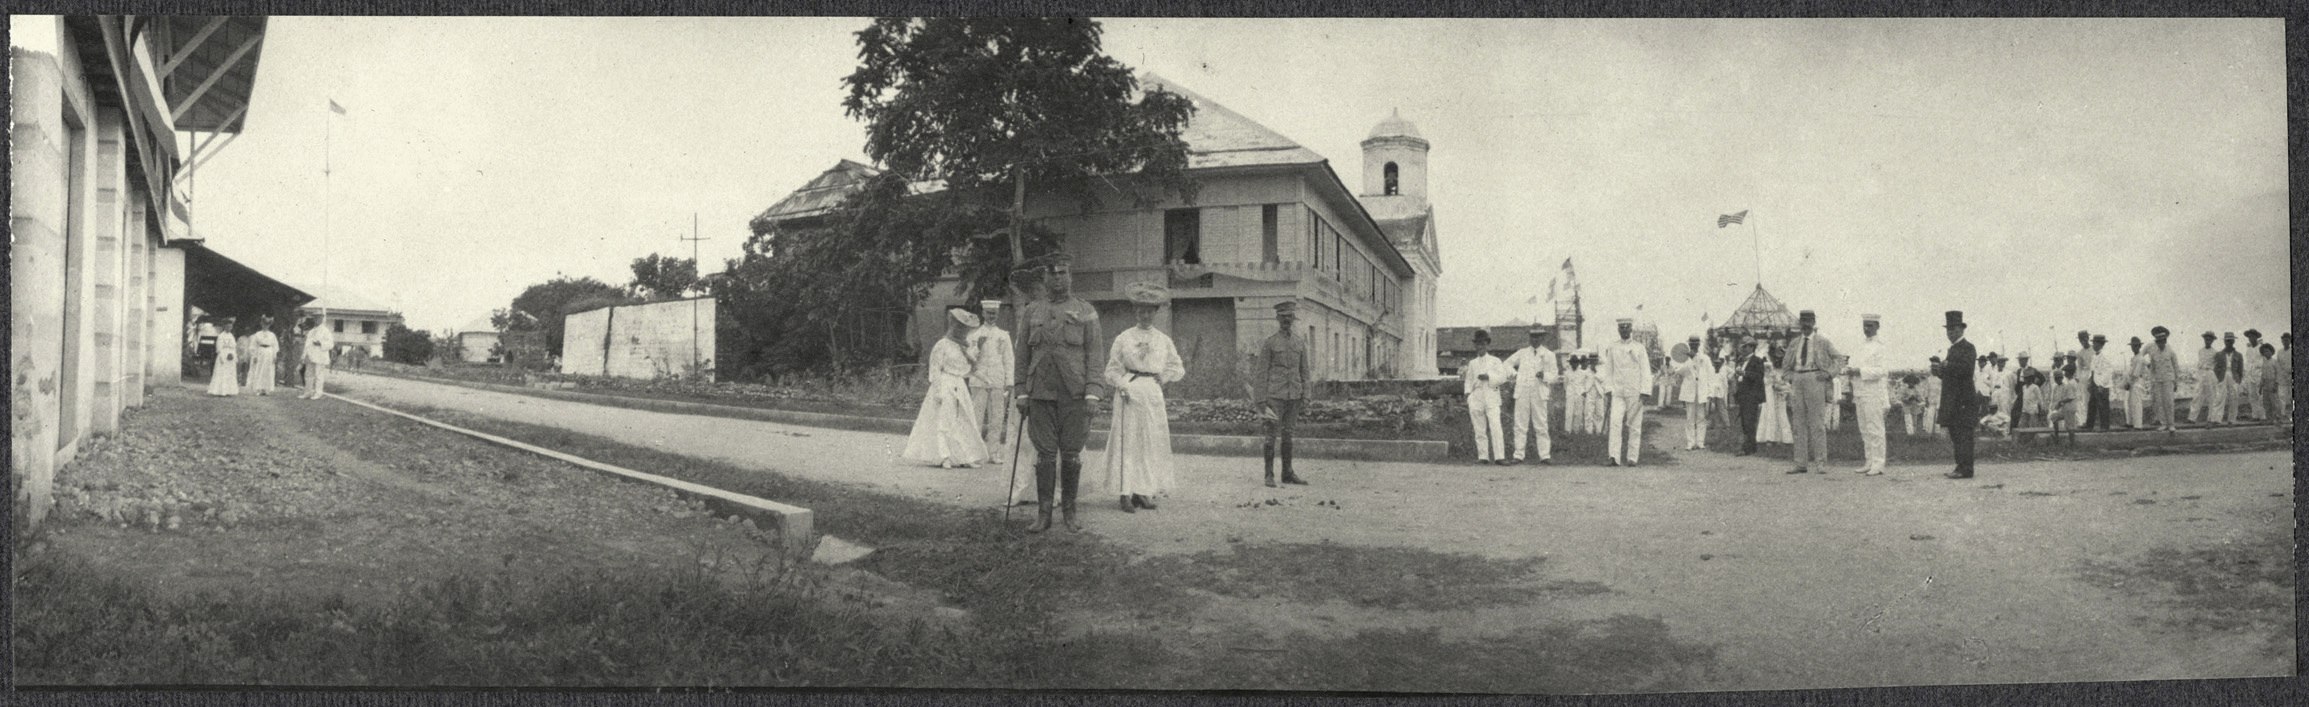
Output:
[{"xmin": 560, "ymin": 298, "xmax": 716, "ymax": 381}]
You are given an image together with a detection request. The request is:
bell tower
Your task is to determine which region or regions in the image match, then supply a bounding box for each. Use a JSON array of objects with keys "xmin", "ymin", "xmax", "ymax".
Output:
[{"xmin": 1361, "ymin": 108, "xmax": 1429, "ymax": 200}]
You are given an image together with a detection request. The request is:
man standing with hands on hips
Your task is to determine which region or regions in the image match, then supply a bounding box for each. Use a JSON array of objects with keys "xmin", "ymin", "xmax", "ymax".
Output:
[
  {"xmin": 1013, "ymin": 255, "xmax": 1105, "ymax": 534},
  {"xmin": 1249, "ymin": 300, "xmax": 1311, "ymax": 487},
  {"xmin": 1784, "ymin": 310, "xmax": 1843, "ymax": 474},
  {"xmin": 1934, "ymin": 311, "xmax": 1979, "ymax": 479}
]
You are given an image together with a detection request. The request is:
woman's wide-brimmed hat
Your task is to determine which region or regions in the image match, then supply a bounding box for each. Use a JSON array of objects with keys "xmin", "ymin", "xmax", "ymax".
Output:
[{"xmin": 1125, "ymin": 280, "xmax": 1170, "ymax": 306}]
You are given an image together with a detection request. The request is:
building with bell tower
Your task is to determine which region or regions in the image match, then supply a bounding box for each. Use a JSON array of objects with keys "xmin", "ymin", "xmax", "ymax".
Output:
[{"xmin": 1356, "ymin": 109, "xmax": 1444, "ymax": 377}]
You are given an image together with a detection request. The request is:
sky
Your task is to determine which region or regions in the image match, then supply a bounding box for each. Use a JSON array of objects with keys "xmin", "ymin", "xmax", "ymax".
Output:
[{"xmin": 74, "ymin": 17, "xmax": 2285, "ymax": 366}]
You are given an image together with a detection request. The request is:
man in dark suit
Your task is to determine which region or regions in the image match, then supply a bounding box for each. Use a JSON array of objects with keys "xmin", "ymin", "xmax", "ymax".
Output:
[
  {"xmin": 1732, "ymin": 335, "xmax": 1768, "ymax": 456},
  {"xmin": 1934, "ymin": 311, "xmax": 1979, "ymax": 479}
]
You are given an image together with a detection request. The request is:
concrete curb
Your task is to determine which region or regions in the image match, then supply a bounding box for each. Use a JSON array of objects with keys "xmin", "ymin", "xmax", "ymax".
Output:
[
  {"xmin": 324, "ymin": 390, "xmax": 821, "ymax": 563},
  {"xmin": 341, "ymin": 371, "xmax": 1452, "ymax": 462}
]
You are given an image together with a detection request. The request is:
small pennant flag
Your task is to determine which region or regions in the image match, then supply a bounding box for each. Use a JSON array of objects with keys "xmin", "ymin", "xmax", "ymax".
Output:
[
  {"xmin": 1717, "ymin": 210, "xmax": 1748, "ymax": 228},
  {"xmin": 328, "ymin": 99, "xmax": 347, "ymax": 115}
]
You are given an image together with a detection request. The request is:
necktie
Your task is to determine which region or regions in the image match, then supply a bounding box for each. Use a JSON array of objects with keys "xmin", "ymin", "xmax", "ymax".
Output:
[{"xmin": 1798, "ymin": 336, "xmax": 1810, "ymax": 369}]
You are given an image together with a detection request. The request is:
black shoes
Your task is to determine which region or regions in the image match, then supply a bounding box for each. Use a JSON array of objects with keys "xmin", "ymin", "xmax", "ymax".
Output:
[
  {"xmin": 1119, "ymin": 495, "xmax": 1135, "ymax": 513},
  {"xmin": 1132, "ymin": 495, "xmax": 1158, "ymax": 510},
  {"xmin": 1281, "ymin": 472, "xmax": 1309, "ymax": 486}
]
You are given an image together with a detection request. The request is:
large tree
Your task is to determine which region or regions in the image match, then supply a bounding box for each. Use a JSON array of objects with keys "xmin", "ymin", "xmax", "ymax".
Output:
[
  {"xmin": 628, "ymin": 254, "xmax": 699, "ymax": 301},
  {"xmin": 499, "ymin": 276, "xmax": 635, "ymax": 357}
]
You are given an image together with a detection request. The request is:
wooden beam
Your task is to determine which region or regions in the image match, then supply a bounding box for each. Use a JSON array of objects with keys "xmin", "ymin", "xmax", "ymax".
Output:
[
  {"xmin": 158, "ymin": 16, "xmax": 227, "ymax": 80},
  {"xmin": 182, "ymin": 131, "xmax": 240, "ymax": 177},
  {"xmin": 169, "ymin": 33, "xmax": 260, "ymax": 124}
]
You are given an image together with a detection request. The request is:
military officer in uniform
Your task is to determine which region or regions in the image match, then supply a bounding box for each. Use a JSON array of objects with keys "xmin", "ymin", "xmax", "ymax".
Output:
[
  {"xmin": 1013, "ymin": 255, "xmax": 1106, "ymax": 533},
  {"xmin": 1248, "ymin": 300, "xmax": 1311, "ymax": 487}
]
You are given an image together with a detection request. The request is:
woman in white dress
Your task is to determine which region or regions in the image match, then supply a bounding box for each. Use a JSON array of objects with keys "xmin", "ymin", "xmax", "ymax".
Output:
[
  {"xmin": 902, "ymin": 307, "xmax": 989, "ymax": 468},
  {"xmin": 206, "ymin": 318, "xmax": 242, "ymax": 397},
  {"xmin": 244, "ymin": 316, "xmax": 280, "ymax": 396},
  {"xmin": 1757, "ymin": 344, "xmax": 1796, "ymax": 445},
  {"xmin": 1103, "ymin": 282, "xmax": 1186, "ymax": 513}
]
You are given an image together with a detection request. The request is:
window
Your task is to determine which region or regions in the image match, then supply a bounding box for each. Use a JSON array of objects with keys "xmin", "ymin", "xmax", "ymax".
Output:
[
  {"xmin": 1384, "ymin": 162, "xmax": 1400, "ymax": 196},
  {"xmin": 1334, "ymin": 233, "xmax": 1349, "ymax": 277},
  {"xmin": 1261, "ymin": 204, "xmax": 1280, "ymax": 264},
  {"xmin": 1307, "ymin": 207, "xmax": 1323, "ymax": 269},
  {"xmin": 333, "ymin": 320, "xmax": 345, "ymax": 333},
  {"xmin": 361, "ymin": 321, "xmax": 378, "ymax": 335},
  {"xmin": 1164, "ymin": 208, "xmax": 1201, "ymax": 265}
]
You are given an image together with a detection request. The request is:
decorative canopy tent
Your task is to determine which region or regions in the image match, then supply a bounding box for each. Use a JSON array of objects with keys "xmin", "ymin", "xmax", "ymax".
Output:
[{"xmin": 1708, "ymin": 285, "xmax": 1802, "ymax": 354}]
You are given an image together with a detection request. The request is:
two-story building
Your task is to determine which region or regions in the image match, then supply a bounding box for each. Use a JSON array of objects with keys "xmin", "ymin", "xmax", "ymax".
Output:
[
  {"xmin": 296, "ymin": 284, "xmax": 403, "ymax": 357},
  {"xmin": 753, "ymin": 75, "xmax": 1445, "ymax": 382}
]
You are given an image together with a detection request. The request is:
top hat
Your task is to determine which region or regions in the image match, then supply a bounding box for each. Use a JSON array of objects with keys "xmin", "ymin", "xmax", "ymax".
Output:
[
  {"xmin": 1798, "ymin": 310, "xmax": 1817, "ymax": 323},
  {"xmin": 1944, "ymin": 311, "xmax": 1966, "ymax": 328}
]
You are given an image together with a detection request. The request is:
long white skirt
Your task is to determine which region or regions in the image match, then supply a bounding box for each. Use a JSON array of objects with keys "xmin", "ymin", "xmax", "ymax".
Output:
[
  {"xmin": 245, "ymin": 348, "xmax": 278, "ymax": 394},
  {"xmin": 902, "ymin": 378, "xmax": 988, "ymax": 466},
  {"xmin": 207, "ymin": 349, "xmax": 241, "ymax": 396},
  {"xmin": 1103, "ymin": 376, "xmax": 1176, "ymax": 497},
  {"xmin": 1758, "ymin": 385, "xmax": 1794, "ymax": 443}
]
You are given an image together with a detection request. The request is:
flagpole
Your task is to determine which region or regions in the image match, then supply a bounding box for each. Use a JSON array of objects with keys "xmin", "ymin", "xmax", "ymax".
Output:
[
  {"xmin": 322, "ymin": 100, "xmax": 333, "ymax": 326},
  {"xmin": 1749, "ymin": 212, "xmax": 1762, "ymax": 290}
]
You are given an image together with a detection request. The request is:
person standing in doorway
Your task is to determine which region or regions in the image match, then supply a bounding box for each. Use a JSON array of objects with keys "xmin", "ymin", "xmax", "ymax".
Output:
[
  {"xmin": 1462, "ymin": 330, "xmax": 1508, "ymax": 465},
  {"xmin": 1249, "ymin": 300, "xmax": 1310, "ymax": 487},
  {"xmin": 1935, "ymin": 311, "xmax": 1979, "ymax": 479},
  {"xmin": 1600, "ymin": 318, "xmax": 1653, "ymax": 467},
  {"xmin": 1502, "ymin": 327, "xmax": 1560, "ymax": 465},
  {"xmin": 1783, "ymin": 310, "xmax": 1843, "ymax": 474},
  {"xmin": 1849, "ymin": 314, "xmax": 1890, "ymax": 475},
  {"xmin": 1104, "ymin": 282, "xmax": 1185, "ymax": 513}
]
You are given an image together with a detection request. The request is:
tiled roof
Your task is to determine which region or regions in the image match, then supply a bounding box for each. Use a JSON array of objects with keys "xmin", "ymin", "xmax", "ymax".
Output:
[
  {"xmin": 1140, "ymin": 72, "xmax": 1327, "ymax": 170},
  {"xmin": 754, "ymin": 159, "xmax": 882, "ymax": 223}
]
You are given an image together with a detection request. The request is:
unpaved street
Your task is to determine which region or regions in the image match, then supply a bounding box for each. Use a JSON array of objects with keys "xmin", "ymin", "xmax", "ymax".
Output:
[{"xmin": 330, "ymin": 371, "xmax": 2292, "ymax": 691}]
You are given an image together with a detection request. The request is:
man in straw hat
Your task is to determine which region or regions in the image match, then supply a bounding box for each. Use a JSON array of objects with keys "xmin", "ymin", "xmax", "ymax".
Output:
[
  {"xmin": 1600, "ymin": 317, "xmax": 1654, "ymax": 466},
  {"xmin": 1012, "ymin": 254, "xmax": 1105, "ymax": 533},
  {"xmin": 1849, "ymin": 314, "xmax": 1891, "ymax": 475},
  {"xmin": 1104, "ymin": 281, "xmax": 1185, "ymax": 513},
  {"xmin": 1503, "ymin": 326, "xmax": 1561, "ymax": 464},
  {"xmin": 1783, "ymin": 310, "xmax": 1843, "ymax": 474},
  {"xmin": 1248, "ymin": 299, "xmax": 1312, "ymax": 486},
  {"xmin": 1933, "ymin": 311, "xmax": 1980, "ymax": 479}
]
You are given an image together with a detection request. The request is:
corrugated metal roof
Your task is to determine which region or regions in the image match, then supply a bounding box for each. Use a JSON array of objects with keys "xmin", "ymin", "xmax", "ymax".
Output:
[{"xmin": 1141, "ymin": 72, "xmax": 1327, "ymax": 170}]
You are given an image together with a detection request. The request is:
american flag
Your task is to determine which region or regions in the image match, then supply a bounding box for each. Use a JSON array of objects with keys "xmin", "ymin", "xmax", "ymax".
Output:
[{"xmin": 1717, "ymin": 210, "xmax": 1748, "ymax": 228}]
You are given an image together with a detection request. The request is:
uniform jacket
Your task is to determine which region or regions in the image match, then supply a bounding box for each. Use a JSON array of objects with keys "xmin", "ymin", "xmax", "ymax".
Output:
[
  {"xmin": 1936, "ymin": 338, "xmax": 1978, "ymax": 427},
  {"xmin": 1015, "ymin": 296, "xmax": 1106, "ymax": 400},
  {"xmin": 1600, "ymin": 339, "xmax": 1653, "ymax": 397},
  {"xmin": 1503, "ymin": 345, "xmax": 1560, "ymax": 398},
  {"xmin": 1254, "ymin": 330, "xmax": 1310, "ymax": 401},
  {"xmin": 966, "ymin": 325, "xmax": 1014, "ymax": 389},
  {"xmin": 2145, "ymin": 343, "xmax": 2180, "ymax": 385}
]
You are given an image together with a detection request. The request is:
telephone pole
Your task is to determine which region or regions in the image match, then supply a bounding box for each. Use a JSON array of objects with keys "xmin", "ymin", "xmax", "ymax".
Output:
[{"xmin": 680, "ymin": 212, "xmax": 708, "ymax": 374}]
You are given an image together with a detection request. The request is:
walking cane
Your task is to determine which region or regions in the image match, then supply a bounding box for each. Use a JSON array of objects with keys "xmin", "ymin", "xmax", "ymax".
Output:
[{"xmin": 1004, "ymin": 405, "xmax": 1026, "ymax": 523}]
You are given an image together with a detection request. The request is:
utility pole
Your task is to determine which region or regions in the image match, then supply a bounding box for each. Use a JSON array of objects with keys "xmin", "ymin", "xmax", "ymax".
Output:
[{"xmin": 681, "ymin": 212, "xmax": 708, "ymax": 374}]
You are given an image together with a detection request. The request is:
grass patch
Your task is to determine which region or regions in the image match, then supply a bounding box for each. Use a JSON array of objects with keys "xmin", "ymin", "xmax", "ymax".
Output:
[
  {"xmin": 11, "ymin": 549, "xmax": 1020, "ymax": 687},
  {"xmin": 2074, "ymin": 524, "xmax": 2293, "ymax": 644},
  {"xmin": 1143, "ymin": 542, "xmax": 1606, "ymax": 611}
]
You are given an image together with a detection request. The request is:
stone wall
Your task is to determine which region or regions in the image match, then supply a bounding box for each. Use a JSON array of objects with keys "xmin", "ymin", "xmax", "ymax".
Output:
[{"xmin": 561, "ymin": 298, "xmax": 717, "ymax": 381}]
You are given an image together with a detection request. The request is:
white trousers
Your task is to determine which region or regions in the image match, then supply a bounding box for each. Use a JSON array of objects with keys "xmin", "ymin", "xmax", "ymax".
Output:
[
  {"xmin": 2215, "ymin": 380, "xmax": 2238, "ymax": 423},
  {"xmin": 1511, "ymin": 392, "xmax": 1551, "ymax": 460},
  {"xmin": 1856, "ymin": 392, "xmax": 1889, "ymax": 471},
  {"xmin": 2123, "ymin": 385, "xmax": 2144, "ymax": 427},
  {"xmin": 969, "ymin": 386, "xmax": 1013, "ymax": 451},
  {"xmin": 1607, "ymin": 392, "xmax": 1645, "ymax": 463},
  {"xmin": 2191, "ymin": 377, "xmax": 2215, "ymax": 421},
  {"xmin": 1468, "ymin": 389, "xmax": 1504, "ymax": 461},
  {"xmin": 1683, "ymin": 398, "xmax": 1707, "ymax": 449}
]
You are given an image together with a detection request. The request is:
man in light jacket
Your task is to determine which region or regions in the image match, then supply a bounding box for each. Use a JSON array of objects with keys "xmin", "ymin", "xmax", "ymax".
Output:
[
  {"xmin": 1502, "ymin": 328, "xmax": 1561, "ymax": 465},
  {"xmin": 1849, "ymin": 315, "xmax": 1891, "ymax": 475},
  {"xmin": 1600, "ymin": 318, "xmax": 1654, "ymax": 467}
]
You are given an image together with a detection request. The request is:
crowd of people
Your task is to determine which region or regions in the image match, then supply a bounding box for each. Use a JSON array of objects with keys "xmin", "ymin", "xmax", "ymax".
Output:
[
  {"xmin": 899, "ymin": 255, "xmax": 2292, "ymax": 531},
  {"xmin": 192, "ymin": 314, "xmax": 339, "ymax": 401}
]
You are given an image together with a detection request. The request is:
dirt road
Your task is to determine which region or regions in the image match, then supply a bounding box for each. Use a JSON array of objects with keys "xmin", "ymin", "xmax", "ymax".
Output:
[{"xmin": 330, "ymin": 371, "xmax": 2293, "ymax": 691}]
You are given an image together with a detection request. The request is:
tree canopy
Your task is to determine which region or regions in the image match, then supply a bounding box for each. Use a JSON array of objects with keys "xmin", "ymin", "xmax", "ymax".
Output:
[
  {"xmin": 497, "ymin": 276, "xmax": 635, "ymax": 357},
  {"xmin": 628, "ymin": 254, "xmax": 700, "ymax": 300}
]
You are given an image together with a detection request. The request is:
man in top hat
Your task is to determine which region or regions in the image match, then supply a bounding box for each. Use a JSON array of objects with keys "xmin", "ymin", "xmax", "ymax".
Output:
[
  {"xmin": 2145, "ymin": 326, "xmax": 2180, "ymax": 431},
  {"xmin": 2190, "ymin": 331, "xmax": 2219, "ymax": 423},
  {"xmin": 968, "ymin": 298, "xmax": 1017, "ymax": 465},
  {"xmin": 1934, "ymin": 311, "xmax": 1980, "ymax": 478},
  {"xmin": 1502, "ymin": 327, "xmax": 1562, "ymax": 464},
  {"xmin": 1783, "ymin": 310, "xmax": 1844, "ymax": 474},
  {"xmin": 1248, "ymin": 300, "xmax": 1311, "ymax": 486},
  {"xmin": 1849, "ymin": 314, "xmax": 1891, "ymax": 475},
  {"xmin": 2212, "ymin": 332, "xmax": 2246, "ymax": 425},
  {"xmin": 1463, "ymin": 330, "xmax": 1509, "ymax": 465},
  {"xmin": 1733, "ymin": 335, "xmax": 1769, "ymax": 455},
  {"xmin": 1600, "ymin": 317, "xmax": 1654, "ymax": 466},
  {"xmin": 1013, "ymin": 255, "xmax": 1106, "ymax": 533}
]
